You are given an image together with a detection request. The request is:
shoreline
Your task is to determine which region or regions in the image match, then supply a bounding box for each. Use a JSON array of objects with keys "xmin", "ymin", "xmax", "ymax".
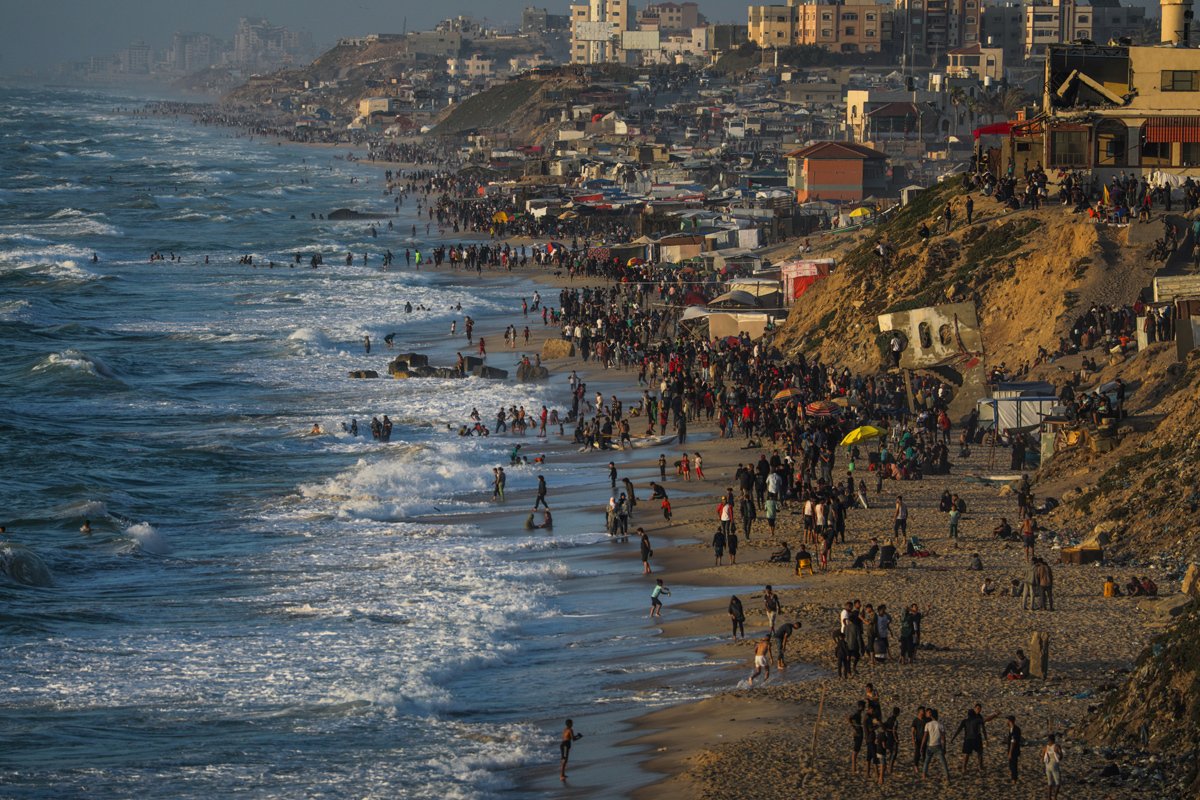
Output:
[{"xmin": 313, "ymin": 152, "xmax": 1177, "ymax": 800}]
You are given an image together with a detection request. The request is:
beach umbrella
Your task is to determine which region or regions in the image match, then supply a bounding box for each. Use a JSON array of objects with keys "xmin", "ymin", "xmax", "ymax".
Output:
[
  {"xmin": 805, "ymin": 400, "xmax": 840, "ymax": 417},
  {"xmin": 839, "ymin": 425, "xmax": 886, "ymax": 446},
  {"xmin": 627, "ymin": 257, "xmax": 644, "ymax": 266},
  {"xmin": 849, "ymin": 206, "xmax": 872, "ymax": 218},
  {"xmin": 492, "ymin": 211, "xmax": 509, "ymax": 223},
  {"xmin": 774, "ymin": 387, "xmax": 802, "ymax": 402}
]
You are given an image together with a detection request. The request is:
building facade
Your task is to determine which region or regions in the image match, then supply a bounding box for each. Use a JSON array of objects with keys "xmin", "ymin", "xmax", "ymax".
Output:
[
  {"xmin": 571, "ymin": 0, "xmax": 633, "ymax": 63},
  {"xmin": 748, "ymin": 0, "xmax": 891, "ymax": 54},
  {"xmin": 785, "ymin": 140, "xmax": 889, "ymax": 202},
  {"xmin": 893, "ymin": 0, "xmax": 982, "ymax": 67},
  {"xmin": 1023, "ymin": 0, "xmax": 1146, "ymax": 59}
]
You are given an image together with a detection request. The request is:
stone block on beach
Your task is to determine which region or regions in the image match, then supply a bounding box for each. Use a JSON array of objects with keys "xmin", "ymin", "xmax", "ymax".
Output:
[
  {"xmin": 1138, "ymin": 594, "xmax": 1194, "ymax": 621},
  {"xmin": 473, "ymin": 365, "xmax": 508, "ymax": 380},
  {"xmin": 464, "ymin": 355, "xmax": 484, "ymax": 370},
  {"xmin": 516, "ymin": 363, "xmax": 550, "ymax": 382},
  {"xmin": 1030, "ymin": 631, "xmax": 1050, "ymax": 679},
  {"xmin": 542, "ymin": 338, "xmax": 575, "ymax": 359},
  {"xmin": 395, "ymin": 352, "xmax": 428, "ymax": 367},
  {"xmin": 348, "ymin": 370, "xmax": 379, "ymax": 379}
]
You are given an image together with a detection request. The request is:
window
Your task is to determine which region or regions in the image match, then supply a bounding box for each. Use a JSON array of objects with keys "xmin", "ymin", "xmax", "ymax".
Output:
[
  {"xmin": 843, "ymin": 12, "xmax": 858, "ymax": 20},
  {"xmin": 845, "ymin": 26, "xmax": 856, "ymax": 35},
  {"xmin": 867, "ymin": 13, "xmax": 876, "ymax": 20},
  {"xmin": 1162, "ymin": 70, "xmax": 1199, "ymax": 91},
  {"xmin": 1078, "ymin": 14, "xmax": 1089, "ymax": 22},
  {"xmin": 821, "ymin": 28, "xmax": 833, "ymax": 36},
  {"xmin": 1141, "ymin": 140, "xmax": 1171, "ymax": 165},
  {"xmin": 866, "ymin": 29, "xmax": 876, "ymax": 36},
  {"xmin": 822, "ymin": 12, "xmax": 832, "ymax": 20},
  {"xmin": 777, "ymin": 31, "xmax": 785, "ymax": 38},
  {"xmin": 1184, "ymin": 142, "xmax": 1200, "ymax": 165},
  {"xmin": 918, "ymin": 322, "xmax": 933, "ymax": 349},
  {"xmin": 966, "ymin": 16, "xmax": 975, "ymax": 24}
]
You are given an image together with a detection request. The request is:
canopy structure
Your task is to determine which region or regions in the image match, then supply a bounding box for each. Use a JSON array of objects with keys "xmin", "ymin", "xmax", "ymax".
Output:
[
  {"xmin": 774, "ymin": 387, "xmax": 802, "ymax": 401},
  {"xmin": 805, "ymin": 400, "xmax": 840, "ymax": 417},
  {"xmin": 707, "ymin": 290, "xmax": 760, "ymax": 310}
]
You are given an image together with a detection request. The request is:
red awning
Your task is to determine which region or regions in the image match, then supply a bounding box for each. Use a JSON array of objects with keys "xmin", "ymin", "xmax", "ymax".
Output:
[
  {"xmin": 973, "ymin": 122, "xmax": 1012, "ymax": 140},
  {"xmin": 1145, "ymin": 116, "xmax": 1200, "ymax": 144}
]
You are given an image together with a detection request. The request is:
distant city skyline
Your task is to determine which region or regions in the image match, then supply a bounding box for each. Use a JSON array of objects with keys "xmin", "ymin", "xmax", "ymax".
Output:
[
  {"xmin": 0, "ymin": 0, "xmax": 1164, "ymax": 76},
  {"xmin": 0, "ymin": 0, "xmax": 740, "ymax": 75}
]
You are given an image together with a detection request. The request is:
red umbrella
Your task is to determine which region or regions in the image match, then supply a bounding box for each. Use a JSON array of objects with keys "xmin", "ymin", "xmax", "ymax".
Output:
[{"xmin": 805, "ymin": 400, "xmax": 840, "ymax": 417}]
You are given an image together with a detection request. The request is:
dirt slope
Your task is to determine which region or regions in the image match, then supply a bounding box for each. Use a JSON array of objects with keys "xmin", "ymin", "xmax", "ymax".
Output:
[{"xmin": 777, "ymin": 182, "xmax": 1159, "ymax": 377}]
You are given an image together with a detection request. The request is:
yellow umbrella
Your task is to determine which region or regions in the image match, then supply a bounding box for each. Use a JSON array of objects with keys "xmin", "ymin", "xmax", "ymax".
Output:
[
  {"xmin": 492, "ymin": 211, "xmax": 509, "ymax": 223},
  {"xmin": 840, "ymin": 425, "xmax": 886, "ymax": 446},
  {"xmin": 849, "ymin": 206, "xmax": 872, "ymax": 218},
  {"xmin": 774, "ymin": 387, "xmax": 802, "ymax": 402}
]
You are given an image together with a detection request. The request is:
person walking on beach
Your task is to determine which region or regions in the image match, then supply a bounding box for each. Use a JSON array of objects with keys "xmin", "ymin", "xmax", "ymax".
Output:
[
  {"xmin": 559, "ymin": 719, "xmax": 582, "ymax": 781},
  {"xmin": 894, "ymin": 495, "xmax": 908, "ymax": 539},
  {"xmin": 728, "ymin": 595, "xmax": 745, "ymax": 640},
  {"xmin": 649, "ymin": 579, "xmax": 670, "ymax": 617},
  {"xmin": 693, "ymin": 452, "xmax": 704, "ymax": 479},
  {"xmin": 921, "ymin": 709, "xmax": 951, "ymax": 783},
  {"xmin": 1005, "ymin": 715, "xmax": 1023, "ymax": 784},
  {"xmin": 1042, "ymin": 734, "xmax": 1063, "ymax": 799},
  {"xmin": 712, "ymin": 527, "xmax": 726, "ymax": 566},
  {"xmin": 764, "ymin": 586, "xmax": 781, "ymax": 632},
  {"xmin": 608, "ymin": 461, "xmax": 617, "ymax": 489},
  {"xmin": 658, "ymin": 453, "xmax": 667, "ymax": 480},
  {"xmin": 534, "ymin": 475, "xmax": 550, "ymax": 510},
  {"xmin": 911, "ymin": 707, "xmax": 928, "ymax": 775},
  {"xmin": 478, "ymin": 337, "xmax": 486, "ymax": 359},
  {"xmin": 749, "ymin": 634, "xmax": 772, "ymax": 686},
  {"xmin": 363, "ymin": 335, "xmax": 370, "ymax": 354},
  {"xmin": 639, "ymin": 528, "xmax": 653, "ymax": 574}
]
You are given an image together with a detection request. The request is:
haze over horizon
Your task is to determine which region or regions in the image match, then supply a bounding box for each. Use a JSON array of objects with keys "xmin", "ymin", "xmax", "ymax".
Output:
[
  {"xmin": 0, "ymin": 0, "xmax": 752, "ymax": 75},
  {"xmin": 0, "ymin": 0, "xmax": 1166, "ymax": 75}
]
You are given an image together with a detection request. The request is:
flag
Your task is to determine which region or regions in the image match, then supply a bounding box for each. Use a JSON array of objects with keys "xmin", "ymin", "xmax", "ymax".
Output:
[{"xmin": 1103, "ymin": 184, "xmax": 1111, "ymax": 205}]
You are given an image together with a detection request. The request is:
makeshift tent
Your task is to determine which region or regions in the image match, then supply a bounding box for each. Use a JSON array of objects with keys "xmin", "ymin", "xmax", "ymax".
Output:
[
  {"xmin": 781, "ymin": 259, "xmax": 834, "ymax": 305},
  {"xmin": 707, "ymin": 290, "xmax": 760, "ymax": 310},
  {"xmin": 679, "ymin": 307, "xmax": 774, "ymax": 340},
  {"xmin": 977, "ymin": 396, "xmax": 1059, "ymax": 438},
  {"xmin": 728, "ymin": 277, "xmax": 783, "ymax": 309}
]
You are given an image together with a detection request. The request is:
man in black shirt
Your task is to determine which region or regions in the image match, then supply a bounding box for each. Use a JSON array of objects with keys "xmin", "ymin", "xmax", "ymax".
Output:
[{"xmin": 1005, "ymin": 715, "xmax": 1022, "ymax": 783}]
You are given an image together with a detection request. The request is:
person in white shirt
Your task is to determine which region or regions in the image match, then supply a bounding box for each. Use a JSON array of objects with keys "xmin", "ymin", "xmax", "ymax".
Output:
[{"xmin": 921, "ymin": 709, "xmax": 951, "ymax": 782}]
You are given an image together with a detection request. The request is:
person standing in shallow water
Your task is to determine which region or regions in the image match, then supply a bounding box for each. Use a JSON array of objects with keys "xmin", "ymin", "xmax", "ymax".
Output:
[{"xmin": 559, "ymin": 719, "xmax": 582, "ymax": 781}]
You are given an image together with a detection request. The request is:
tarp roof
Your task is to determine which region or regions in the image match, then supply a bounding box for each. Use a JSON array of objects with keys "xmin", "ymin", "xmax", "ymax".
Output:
[{"xmin": 708, "ymin": 290, "xmax": 761, "ymax": 309}]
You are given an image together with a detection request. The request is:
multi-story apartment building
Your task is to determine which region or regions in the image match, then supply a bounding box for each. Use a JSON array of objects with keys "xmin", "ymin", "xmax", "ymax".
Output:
[
  {"xmin": 1023, "ymin": 0, "xmax": 1145, "ymax": 59},
  {"xmin": 571, "ymin": 0, "xmax": 634, "ymax": 63},
  {"xmin": 638, "ymin": 2, "xmax": 705, "ymax": 32},
  {"xmin": 981, "ymin": 2, "xmax": 1026, "ymax": 66},
  {"xmin": 893, "ymin": 0, "xmax": 982, "ymax": 67},
  {"xmin": 748, "ymin": 0, "xmax": 891, "ymax": 54}
]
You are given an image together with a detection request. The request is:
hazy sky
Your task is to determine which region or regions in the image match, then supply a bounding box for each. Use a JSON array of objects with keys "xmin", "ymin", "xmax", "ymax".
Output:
[{"xmin": 0, "ymin": 0, "xmax": 751, "ymax": 73}]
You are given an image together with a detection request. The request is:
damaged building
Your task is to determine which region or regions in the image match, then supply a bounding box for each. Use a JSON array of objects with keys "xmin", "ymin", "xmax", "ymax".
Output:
[{"xmin": 997, "ymin": 9, "xmax": 1200, "ymax": 179}]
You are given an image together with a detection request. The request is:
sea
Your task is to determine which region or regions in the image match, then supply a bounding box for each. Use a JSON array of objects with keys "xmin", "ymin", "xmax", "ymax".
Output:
[{"xmin": 0, "ymin": 86, "xmax": 735, "ymax": 799}]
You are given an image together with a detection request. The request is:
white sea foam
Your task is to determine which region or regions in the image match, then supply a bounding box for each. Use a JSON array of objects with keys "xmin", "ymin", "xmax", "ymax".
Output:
[
  {"xmin": 32, "ymin": 349, "xmax": 119, "ymax": 380},
  {"xmin": 126, "ymin": 522, "xmax": 169, "ymax": 555}
]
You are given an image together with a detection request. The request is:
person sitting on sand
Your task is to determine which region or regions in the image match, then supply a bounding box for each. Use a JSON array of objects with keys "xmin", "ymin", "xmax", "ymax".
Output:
[
  {"xmin": 981, "ymin": 577, "xmax": 995, "ymax": 595},
  {"xmin": 968, "ymin": 553, "xmax": 984, "ymax": 571},
  {"xmin": 1140, "ymin": 576, "xmax": 1158, "ymax": 596},
  {"xmin": 1001, "ymin": 649, "xmax": 1029, "ymax": 679},
  {"xmin": 993, "ymin": 518, "xmax": 1015, "ymax": 541},
  {"xmin": 1126, "ymin": 575, "xmax": 1145, "ymax": 596},
  {"xmin": 853, "ymin": 538, "xmax": 880, "ymax": 569},
  {"xmin": 1103, "ymin": 576, "xmax": 1121, "ymax": 597},
  {"xmin": 649, "ymin": 482, "xmax": 667, "ymax": 500},
  {"xmin": 796, "ymin": 543, "xmax": 815, "ymax": 576},
  {"xmin": 769, "ymin": 542, "xmax": 792, "ymax": 563}
]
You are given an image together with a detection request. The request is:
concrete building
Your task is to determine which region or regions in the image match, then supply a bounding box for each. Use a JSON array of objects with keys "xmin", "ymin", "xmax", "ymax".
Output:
[
  {"xmin": 1020, "ymin": 30, "xmax": 1200, "ymax": 177},
  {"xmin": 233, "ymin": 17, "xmax": 312, "ymax": 69},
  {"xmin": 1023, "ymin": 0, "xmax": 1146, "ymax": 59},
  {"xmin": 785, "ymin": 141, "xmax": 889, "ymax": 202},
  {"xmin": 981, "ymin": 2, "xmax": 1026, "ymax": 66},
  {"xmin": 638, "ymin": 2, "xmax": 705, "ymax": 32},
  {"xmin": 571, "ymin": 0, "xmax": 634, "ymax": 63},
  {"xmin": 171, "ymin": 32, "xmax": 217, "ymax": 73},
  {"xmin": 947, "ymin": 43, "xmax": 1004, "ymax": 81},
  {"xmin": 522, "ymin": 6, "xmax": 572, "ymax": 32},
  {"xmin": 120, "ymin": 41, "xmax": 152, "ymax": 74},
  {"xmin": 748, "ymin": 0, "xmax": 891, "ymax": 54},
  {"xmin": 893, "ymin": 0, "xmax": 982, "ymax": 67},
  {"xmin": 447, "ymin": 53, "xmax": 497, "ymax": 80}
]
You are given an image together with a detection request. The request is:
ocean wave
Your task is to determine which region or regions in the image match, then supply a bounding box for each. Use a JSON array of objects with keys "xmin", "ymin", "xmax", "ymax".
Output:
[
  {"xmin": 32, "ymin": 349, "xmax": 121, "ymax": 381},
  {"xmin": 125, "ymin": 522, "xmax": 169, "ymax": 556},
  {"xmin": 0, "ymin": 544, "xmax": 54, "ymax": 587}
]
